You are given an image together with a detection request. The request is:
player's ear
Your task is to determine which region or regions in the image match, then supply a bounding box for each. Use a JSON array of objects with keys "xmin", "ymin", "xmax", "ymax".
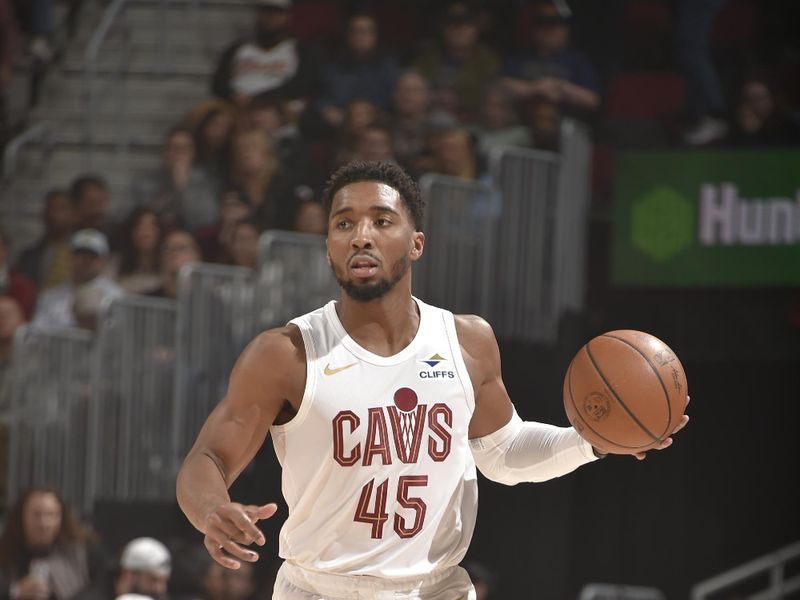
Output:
[{"xmin": 410, "ymin": 231, "xmax": 424, "ymax": 262}]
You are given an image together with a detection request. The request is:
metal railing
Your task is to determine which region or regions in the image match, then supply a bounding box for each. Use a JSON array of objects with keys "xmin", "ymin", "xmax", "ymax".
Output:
[
  {"xmin": 579, "ymin": 584, "xmax": 666, "ymax": 600},
  {"xmin": 83, "ymin": 0, "xmax": 131, "ymax": 159},
  {"xmin": 416, "ymin": 174, "xmax": 497, "ymax": 317},
  {"xmin": 257, "ymin": 230, "xmax": 338, "ymax": 328},
  {"xmin": 2, "ymin": 123, "xmax": 52, "ymax": 183},
  {"xmin": 691, "ymin": 541, "xmax": 800, "ymax": 600},
  {"xmin": 85, "ymin": 295, "xmax": 177, "ymax": 514},
  {"xmin": 487, "ymin": 118, "xmax": 592, "ymax": 344},
  {"xmin": 172, "ymin": 263, "xmax": 258, "ymax": 461},
  {"xmin": 489, "ymin": 144, "xmax": 562, "ymax": 342},
  {"xmin": 7, "ymin": 325, "xmax": 93, "ymax": 513}
]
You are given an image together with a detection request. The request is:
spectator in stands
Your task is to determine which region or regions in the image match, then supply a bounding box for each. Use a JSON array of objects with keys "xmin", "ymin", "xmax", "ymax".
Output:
[
  {"xmin": 429, "ymin": 127, "xmax": 485, "ymax": 181},
  {"xmin": 69, "ymin": 175, "xmax": 110, "ymax": 233},
  {"xmin": 211, "ymin": 0, "xmax": 318, "ymax": 115},
  {"xmin": 227, "ymin": 129, "xmax": 296, "ymax": 232},
  {"xmin": 333, "ymin": 98, "xmax": 381, "ymax": 167},
  {"xmin": 15, "ymin": 189, "xmax": 75, "ymax": 291},
  {"xmin": 71, "ymin": 283, "xmax": 107, "ymax": 331},
  {"xmin": 413, "ymin": 2, "xmax": 500, "ymax": 122},
  {"xmin": 501, "ymin": 0, "xmax": 600, "ymax": 120},
  {"xmin": 32, "ymin": 229, "xmax": 122, "ymax": 328},
  {"xmin": 389, "ymin": 70, "xmax": 458, "ymax": 176},
  {"xmin": 468, "ymin": 82, "xmax": 533, "ymax": 160},
  {"xmin": 131, "ymin": 127, "xmax": 219, "ymax": 231},
  {"xmin": 244, "ymin": 96, "xmax": 310, "ymax": 185},
  {"xmin": 0, "ymin": 487, "xmax": 109, "ymax": 600},
  {"xmin": 228, "ymin": 219, "xmax": 260, "ymax": 271},
  {"xmin": 189, "ymin": 100, "xmax": 237, "ymax": 186},
  {"xmin": 292, "ymin": 200, "xmax": 326, "ymax": 235},
  {"xmin": 314, "ymin": 13, "xmax": 399, "ymax": 131},
  {"xmin": 76, "ymin": 537, "xmax": 171, "ymax": 600},
  {"xmin": 0, "ymin": 0, "xmax": 17, "ymax": 140},
  {"xmin": 727, "ymin": 77, "xmax": 800, "ymax": 146},
  {"xmin": 353, "ymin": 124, "xmax": 396, "ymax": 163},
  {"xmin": 677, "ymin": 0, "xmax": 729, "ymax": 145},
  {"xmin": 0, "ymin": 228, "xmax": 36, "ymax": 319},
  {"xmin": 27, "ymin": 0, "xmax": 53, "ymax": 65},
  {"xmin": 114, "ymin": 538, "xmax": 171, "ymax": 600},
  {"xmin": 149, "ymin": 229, "xmax": 201, "ymax": 300},
  {"xmin": 522, "ymin": 97, "xmax": 562, "ymax": 151},
  {"xmin": 198, "ymin": 553, "xmax": 258, "ymax": 600},
  {"xmin": 107, "ymin": 208, "xmax": 164, "ymax": 295},
  {"xmin": 195, "ymin": 191, "xmax": 254, "ymax": 264},
  {"xmin": 0, "ymin": 294, "xmax": 23, "ymax": 401},
  {"xmin": 0, "ymin": 294, "xmax": 24, "ymax": 502}
]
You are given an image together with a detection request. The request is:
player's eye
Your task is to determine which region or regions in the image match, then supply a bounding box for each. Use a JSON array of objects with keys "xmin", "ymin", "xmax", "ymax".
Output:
[
  {"xmin": 376, "ymin": 218, "xmax": 391, "ymax": 227},
  {"xmin": 337, "ymin": 220, "xmax": 351, "ymax": 230}
]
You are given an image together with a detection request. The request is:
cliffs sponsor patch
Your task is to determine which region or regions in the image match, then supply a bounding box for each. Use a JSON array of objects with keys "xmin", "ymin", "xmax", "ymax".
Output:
[{"xmin": 418, "ymin": 353, "xmax": 455, "ymax": 379}]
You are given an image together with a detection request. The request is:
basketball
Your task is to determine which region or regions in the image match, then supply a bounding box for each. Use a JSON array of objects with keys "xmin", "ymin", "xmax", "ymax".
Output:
[{"xmin": 562, "ymin": 330, "xmax": 688, "ymax": 454}]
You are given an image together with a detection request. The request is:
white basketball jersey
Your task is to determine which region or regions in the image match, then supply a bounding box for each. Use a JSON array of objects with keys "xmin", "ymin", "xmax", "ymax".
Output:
[{"xmin": 271, "ymin": 297, "xmax": 477, "ymax": 578}]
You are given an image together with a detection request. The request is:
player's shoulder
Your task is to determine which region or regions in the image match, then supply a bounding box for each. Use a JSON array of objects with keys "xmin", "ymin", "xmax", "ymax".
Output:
[
  {"xmin": 237, "ymin": 324, "xmax": 306, "ymax": 375},
  {"xmin": 453, "ymin": 314, "xmax": 498, "ymax": 354}
]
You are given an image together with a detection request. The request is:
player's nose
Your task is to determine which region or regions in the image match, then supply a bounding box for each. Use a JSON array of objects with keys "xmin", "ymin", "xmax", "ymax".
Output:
[{"xmin": 350, "ymin": 219, "xmax": 375, "ymax": 249}]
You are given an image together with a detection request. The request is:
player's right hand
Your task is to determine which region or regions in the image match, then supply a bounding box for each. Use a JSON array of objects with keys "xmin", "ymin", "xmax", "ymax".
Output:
[{"xmin": 203, "ymin": 502, "xmax": 278, "ymax": 569}]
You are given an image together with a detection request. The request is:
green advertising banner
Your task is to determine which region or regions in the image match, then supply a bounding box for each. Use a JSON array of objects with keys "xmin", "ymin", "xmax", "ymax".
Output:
[{"xmin": 613, "ymin": 149, "xmax": 800, "ymax": 286}]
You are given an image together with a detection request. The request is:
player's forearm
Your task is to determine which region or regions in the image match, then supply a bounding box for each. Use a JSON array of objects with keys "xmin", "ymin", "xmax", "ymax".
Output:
[
  {"xmin": 176, "ymin": 451, "xmax": 232, "ymax": 533},
  {"xmin": 469, "ymin": 410, "xmax": 598, "ymax": 485}
]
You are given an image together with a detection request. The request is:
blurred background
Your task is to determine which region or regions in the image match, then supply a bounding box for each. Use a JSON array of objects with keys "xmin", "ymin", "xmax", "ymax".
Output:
[{"xmin": 0, "ymin": 0, "xmax": 798, "ymax": 598}]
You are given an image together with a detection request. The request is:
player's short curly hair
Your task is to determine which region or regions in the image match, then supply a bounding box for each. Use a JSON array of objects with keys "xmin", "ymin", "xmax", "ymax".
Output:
[{"xmin": 321, "ymin": 160, "xmax": 425, "ymax": 230}]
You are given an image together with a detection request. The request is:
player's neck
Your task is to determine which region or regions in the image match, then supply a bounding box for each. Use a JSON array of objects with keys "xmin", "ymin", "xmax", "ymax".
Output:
[{"xmin": 336, "ymin": 284, "xmax": 420, "ymax": 357}]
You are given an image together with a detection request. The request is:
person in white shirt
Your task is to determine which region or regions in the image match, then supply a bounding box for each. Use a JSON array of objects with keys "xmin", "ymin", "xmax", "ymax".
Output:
[
  {"xmin": 210, "ymin": 0, "xmax": 317, "ymax": 114},
  {"xmin": 176, "ymin": 161, "xmax": 689, "ymax": 599},
  {"xmin": 32, "ymin": 229, "xmax": 122, "ymax": 328}
]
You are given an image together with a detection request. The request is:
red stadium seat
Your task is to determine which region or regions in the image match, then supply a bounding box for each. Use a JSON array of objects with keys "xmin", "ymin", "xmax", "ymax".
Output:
[
  {"xmin": 711, "ymin": 0, "xmax": 755, "ymax": 46},
  {"xmin": 289, "ymin": 1, "xmax": 343, "ymax": 44},
  {"xmin": 622, "ymin": 0, "xmax": 674, "ymax": 68},
  {"xmin": 624, "ymin": 0, "xmax": 672, "ymax": 32},
  {"xmin": 604, "ymin": 71, "xmax": 686, "ymax": 119}
]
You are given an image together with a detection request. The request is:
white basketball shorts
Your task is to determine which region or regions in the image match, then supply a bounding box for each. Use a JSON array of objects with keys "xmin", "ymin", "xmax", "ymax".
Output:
[{"xmin": 272, "ymin": 561, "xmax": 477, "ymax": 600}]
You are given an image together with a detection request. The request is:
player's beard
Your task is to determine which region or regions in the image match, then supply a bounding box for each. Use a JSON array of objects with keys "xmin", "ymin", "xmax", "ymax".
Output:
[{"xmin": 333, "ymin": 254, "xmax": 411, "ymax": 303}]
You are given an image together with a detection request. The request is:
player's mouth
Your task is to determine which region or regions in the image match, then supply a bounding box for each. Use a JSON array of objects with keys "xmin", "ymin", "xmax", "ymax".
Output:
[{"xmin": 349, "ymin": 254, "xmax": 380, "ymax": 279}]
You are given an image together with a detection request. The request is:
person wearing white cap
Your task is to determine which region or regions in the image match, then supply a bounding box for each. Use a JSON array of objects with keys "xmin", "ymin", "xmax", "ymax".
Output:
[
  {"xmin": 31, "ymin": 229, "xmax": 123, "ymax": 328},
  {"xmin": 114, "ymin": 537, "xmax": 171, "ymax": 600}
]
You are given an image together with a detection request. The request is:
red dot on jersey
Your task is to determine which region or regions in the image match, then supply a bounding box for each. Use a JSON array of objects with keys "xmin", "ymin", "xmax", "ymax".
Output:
[{"xmin": 393, "ymin": 387, "xmax": 418, "ymax": 412}]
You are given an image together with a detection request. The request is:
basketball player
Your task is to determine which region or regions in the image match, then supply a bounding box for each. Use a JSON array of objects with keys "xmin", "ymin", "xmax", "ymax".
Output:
[{"xmin": 176, "ymin": 161, "xmax": 688, "ymax": 599}]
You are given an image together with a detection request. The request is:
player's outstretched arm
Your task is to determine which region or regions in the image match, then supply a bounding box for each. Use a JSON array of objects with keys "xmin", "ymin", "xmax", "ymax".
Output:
[
  {"xmin": 176, "ymin": 325, "xmax": 305, "ymax": 569},
  {"xmin": 457, "ymin": 315, "xmax": 599, "ymax": 485}
]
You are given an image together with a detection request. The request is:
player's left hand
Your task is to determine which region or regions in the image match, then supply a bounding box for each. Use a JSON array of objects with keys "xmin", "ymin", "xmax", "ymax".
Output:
[{"xmin": 633, "ymin": 395, "xmax": 690, "ymax": 460}]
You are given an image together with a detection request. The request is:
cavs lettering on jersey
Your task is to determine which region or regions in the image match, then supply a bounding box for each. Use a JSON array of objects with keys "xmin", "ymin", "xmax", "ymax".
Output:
[{"xmin": 271, "ymin": 298, "xmax": 477, "ymax": 578}]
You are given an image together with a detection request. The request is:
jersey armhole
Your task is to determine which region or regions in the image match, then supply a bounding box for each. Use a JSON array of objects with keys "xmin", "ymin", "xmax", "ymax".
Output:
[
  {"xmin": 442, "ymin": 311, "xmax": 476, "ymax": 414},
  {"xmin": 271, "ymin": 320, "xmax": 318, "ymax": 434}
]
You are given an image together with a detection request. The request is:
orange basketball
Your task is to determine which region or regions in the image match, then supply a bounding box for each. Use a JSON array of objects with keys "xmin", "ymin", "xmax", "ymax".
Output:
[{"xmin": 562, "ymin": 330, "xmax": 688, "ymax": 454}]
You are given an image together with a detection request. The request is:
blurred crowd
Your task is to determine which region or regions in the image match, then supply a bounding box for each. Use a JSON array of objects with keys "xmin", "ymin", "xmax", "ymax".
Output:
[
  {"xmin": 0, "ymin": 486, "xmax": 495, "ymax": 600},
  {"xmin": 0, "ymin": 0, "xmax": 797, "ymax": 349}
]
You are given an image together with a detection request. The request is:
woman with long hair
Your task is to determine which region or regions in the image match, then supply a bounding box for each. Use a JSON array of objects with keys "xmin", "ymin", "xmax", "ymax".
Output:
[
  {"xmin": 107, "ymin": 208, "xmax": 164, "ymax": 295},
  {"xmin": 227, "ymin": 128, "xmax": 296, "ymax": 232},
  {"xmin": 0, "ymin": 487, "xmax": 108, "ymax": 600},
  {"xmin": 191, "ymin": 101, "xmax": 238, "ymax": 184}
]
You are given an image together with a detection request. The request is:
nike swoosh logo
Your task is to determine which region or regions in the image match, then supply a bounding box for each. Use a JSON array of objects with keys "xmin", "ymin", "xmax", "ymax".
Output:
[{"xmin": 324, "ymin": 362, "xmax": 358, "ymax": 376}]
